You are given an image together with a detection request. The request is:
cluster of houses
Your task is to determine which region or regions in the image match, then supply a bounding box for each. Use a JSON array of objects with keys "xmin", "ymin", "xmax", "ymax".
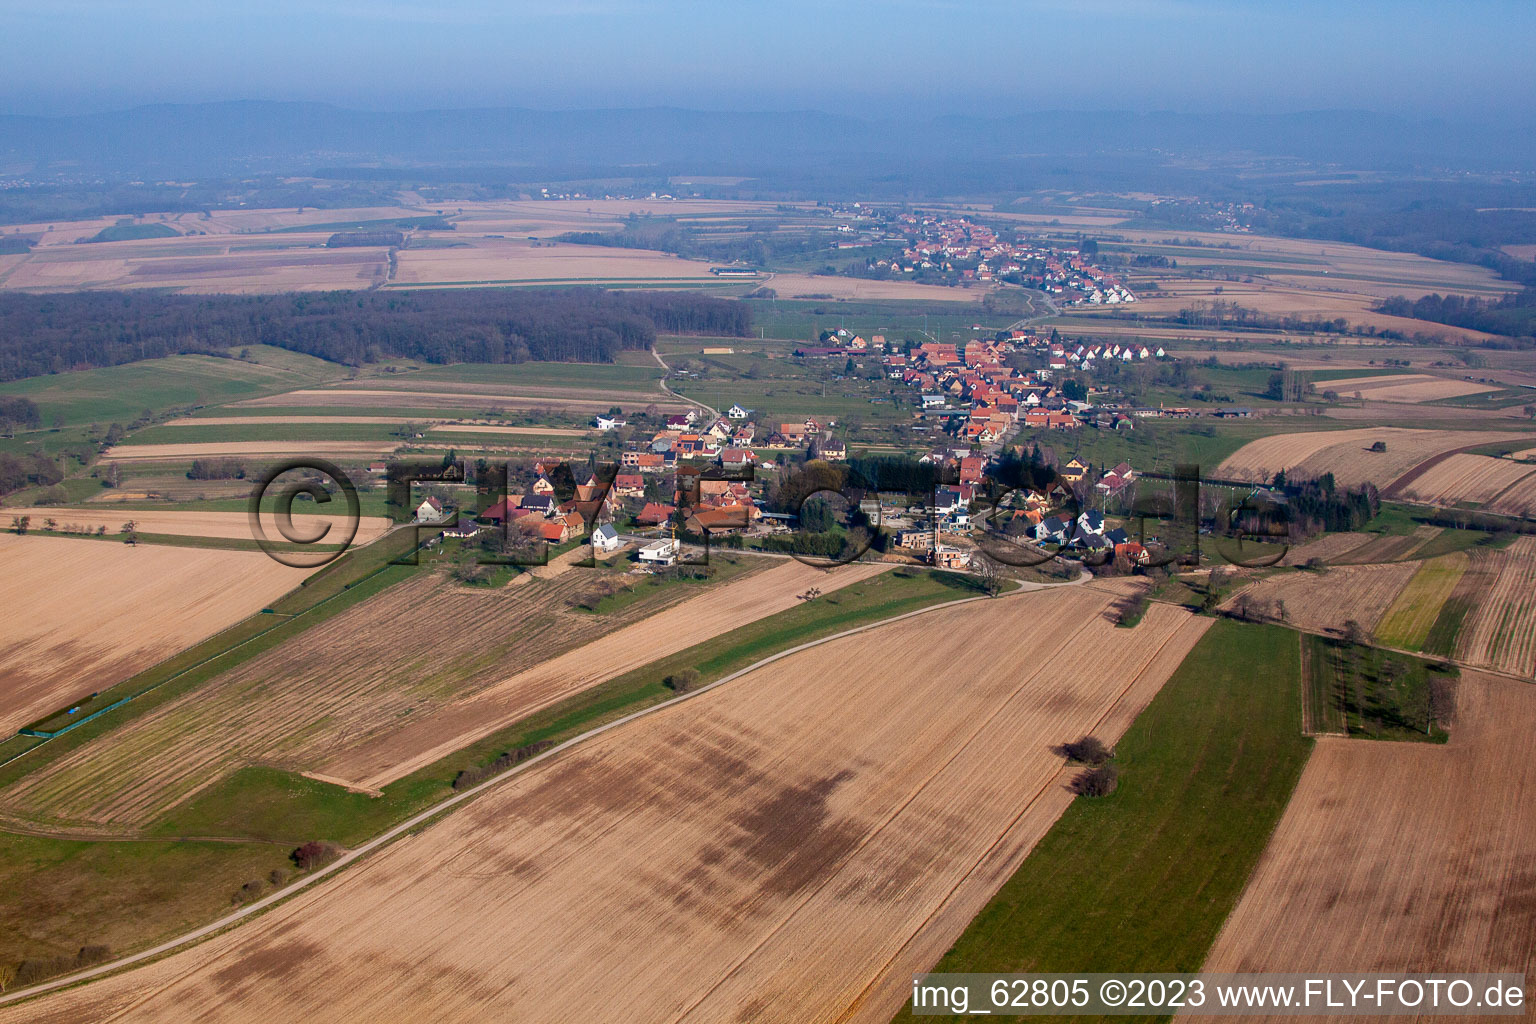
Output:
[
  {"xmin": 465, "ymin": 466, "xmax": 620, "ymax": 546},
  {"xmin": 858, "ymin": 214, "xmax": 1136, "ymax": 302},
  {"xmin": 792, "ymin": 326, "xmax": 1163, "ymax": 438},
  {"xmin": 888, "ymin": 334, "xmax": 1088, "ymax": 439},
  {"xmin": 1059, "ymin": 339, "xmax": 1164, "ymax": 370},
  {"xmin": 887, "ymin": 452, "xmax": 1147, "ymax": 571}
]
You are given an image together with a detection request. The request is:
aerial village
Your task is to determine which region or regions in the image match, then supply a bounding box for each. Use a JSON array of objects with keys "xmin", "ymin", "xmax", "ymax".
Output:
[
  {"xmin": 841, "ymin": 211, "xmax": 1141, "ymax": 305},
  {"xmin": 405, "ymin": 315, "xmax": 1188, "ymax": 577}
]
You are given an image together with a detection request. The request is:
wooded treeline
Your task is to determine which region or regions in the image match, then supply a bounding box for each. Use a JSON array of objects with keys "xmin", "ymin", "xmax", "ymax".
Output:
[
  {"xmin": 1377, "ymin": 289, "xmax": 1536, "ymax": 341},
  {"xmin": 0, "ymin": 289, "xmax": 751, "ymax": 381}
]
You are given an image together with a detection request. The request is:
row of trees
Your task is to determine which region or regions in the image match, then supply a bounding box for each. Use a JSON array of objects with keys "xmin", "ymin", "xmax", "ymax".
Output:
[
  {"xmin": 0, "ymin": 288, "xmax": 751, "ymax": 381},
  {"xmin": 0, "ymin": 452, "xmax": 63, "ymax": 496},
  {"xmin": 1376, "ymin": 289, "xmax": 1536, "ymax": 339},
  {"xmin": 185, "ymin": 457, "xmax": 247, "ymax": 480},
  {"xmin": 0, "ymin": 396, "xmax": 40, "ymax": 430}
]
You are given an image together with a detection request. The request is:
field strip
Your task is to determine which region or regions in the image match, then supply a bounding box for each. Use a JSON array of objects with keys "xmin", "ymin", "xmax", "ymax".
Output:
[
  {"xmin": 1199, "ymin": 671, "xmax": 1536, "ymax": 985},
  {"xmin": 330, "ymin": 558, "xmax": 894, "ymax": 790},
  {"xmin": 234, "ymin": 389, "xmax": 693, "ymax": 412},
  {"xmin": 102, "ymin": 440, "xmax": 401, "ymax": 461},
  {"xmin": 0, "ymin": 535, "xmax": 312, "ymax": 737},
  {"xmin": 1374, "ymin": 553, "xmax": 1469, "ymax": 650},
  {"xmin": 0, "ymin": 508, "xmax": 391, "ymax": 544},
  {"xmin": 432, "ymin": 424, "xmax": 589, "ymax": 437},
  {"xmin": 165, "ymin": 415, "xmax": 431, "ymax": 427},
  {"xmin": 753, "ymin": 613, "xmax": 1214, "ymax": 1024},
  {"xmin": 0, "ymin": 570, "xmax": 1090, "ymax": 1011}
]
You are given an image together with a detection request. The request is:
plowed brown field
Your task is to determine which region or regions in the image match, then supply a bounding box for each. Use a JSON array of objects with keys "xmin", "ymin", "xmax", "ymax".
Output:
[
  {"xmin": 1201, "ymin": 672, "xmax": 1536, "ymax": 1009},
  {"xmin": 0, "ymin": 509, "xmax": 391, "ymax": 544},
  {"xmin": 0, "ymin": 559, "xmax": 886, "ymax": 829},
  {"xmin": 1217, "ymin": 428, "xmax": 1534, "ymax": 489},
  {"xmin": 1488, "ymin": 470, "xmax": 1536, "ymax": 517},
  {"xmin": 0, "ymin": 535, "xmax": 307, "ymax": 734},
  {"xmin": 1221, "ymin": 563, "xmax": 1417, "ymax": 638},
  {"xmin": 1457, "ymin": 536, "xmax": 1536, "ymax": 679},
  {"xmin": 1317, "ymin": 373, "xmax": 1496, "ymax": 403},
  {"xmin": 0, "ymin": 587, "xmax": 1209, "ymax": 1024},
  {"xmin": 1396, "ymin": 453, "xmax": 1536, "ymax": 509},
  {"xmin": 333, "ymin": 558, "xmax": 892, "ymax": 790},
  {"xmin": 1279, "ymin": 532, "xmax": 1369, "ymax": 566},
  {"xmin": 102, "ymin": 440, "xmax": 399, "ymax": 461}
]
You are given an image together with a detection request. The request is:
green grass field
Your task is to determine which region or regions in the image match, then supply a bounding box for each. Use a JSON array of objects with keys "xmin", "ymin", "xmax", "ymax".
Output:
[
  {"xmin": 1302, "ymin": 633, "xmax": 1452, "ymax": 741},
  {"xmin": 1375, "ymin": 555, "xmax": 1467, "ymax": 649},
  {"xmin": 395, "ymin": 359, "xmax": 664, "ymax": 392},
  {"xmin": 87, "ymin": 222, "xmax": 179, "ymax": 243},
  {"xmin": 0, "ymin": 831, "xmax": 292, "ymax": 969},
  {"xmin": 898, "ymin": 622, "xmax": 1312, "ymax": 1022},
  {"xmin": 0, "ymin": 353, "xmax": 343, "ymax": 428},
  {"xmin": 1422, "ymin": 596, "xmax": 1475, "ymax": 659}
]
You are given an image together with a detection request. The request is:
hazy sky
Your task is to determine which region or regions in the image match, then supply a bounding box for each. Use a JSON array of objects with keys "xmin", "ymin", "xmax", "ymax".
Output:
[{"xmin": 2, "ymin": 0, "xmax": 1533, "ymax": 118}]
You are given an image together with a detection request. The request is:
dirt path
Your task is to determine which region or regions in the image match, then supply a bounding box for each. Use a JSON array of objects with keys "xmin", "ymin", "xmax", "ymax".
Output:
[{"xmin": 653, "ymin": 347, "xmax": 719, "ymax": 422}]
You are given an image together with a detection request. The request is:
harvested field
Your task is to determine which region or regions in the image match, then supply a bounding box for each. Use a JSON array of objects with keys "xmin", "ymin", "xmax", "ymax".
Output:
[
  {"xmin": 1317, "ymin": 373, "xmax": 1496, "ymax": 403},
  {"xmin": 1279, "ymin": 532, "xmax": 1369, "ymax": 567},
  {"xmin": 1396, "ymin": 453, "xmax": 1536, "ymax": 509},
  {"xmin": 1202, "ymin": 671, "xmax": 1536, "ymax": 993},
  {"xmin": 2, "ymin": 244, "xmax": 388, "ymax": 294},
  {"xmin": 234, "ymin": 388, "xmax": 692, "ymax": 414},
  {"xmin": 1216, "ymin": 428, "xmax": 1535, "ymax": 489},
  {"xmin": 1222, "ymin": 563, "xmax": 1417, "ymax": 638},
  {"xmin": 754, "ymin": 272, "xmax": 982, "ymax": 302},
  {"xmin": 102, "ymin": 440, "xmax": 400, "ymax": 461},
  {"xmin": 331, "ymin": 558, "xmax": 892, "ymax": 790},
  {"xmin": 389, "ymin": 238, "xmax": 719, "ymax": 287},
  {"xmin": 0, "ymin": 589, "xmax": 1210, "ymax": 1024},
  {"xmin": 1487, "ymin": 470, "xmax": 1536, "ymax": 517},
  {"xmin": 0, "ymin": 508, "xmax": 391, "ymax": 545},
  {"xmin": 0, "ymin": 558, "xmax": 888, "ymax": 829},
  {"xmin": 0, "ymin": 535, "xmax": 307, "ymax": 734},
  {"xmin": 165, "ymin": 415, "xmax": 430, "ymax": 427},
  {"xmin": 1331, "ymin": 524, "xmax": 1441, "ymax": 565},
  {"xmin": 1374, "ymin": 554, "xmax": 1469, "ymax": 650},
  {"xmin": 1457, "ymin": 536, "xmax": 1536, "ymax": 679},
  {"xmin": 1086, "ymin": 281, "xmax": 1494, "ymax": 339},
  {"xmin": 432, "ymin": 424, "xmax": 589, "ymax": 437}
]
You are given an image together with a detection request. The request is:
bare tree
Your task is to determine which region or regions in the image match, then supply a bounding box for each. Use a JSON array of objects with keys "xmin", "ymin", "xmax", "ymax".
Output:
[
  {"xmin": 1061, "ymin": 736, "xmax": 1111, "ymax": 765},
  {"xmin": 665, "ymin": 668, "xmax": 702, "ymax": 693},
  {"xmin": 1429, "ymin": 674, "xmax": 1459, "ymax": 732},
  {"xmin": 1072, "ymin": 764, "xmax": 1118, "ymax": 797},
  {"xmin": 972, "ymin": 552, "xmax": 1003, "ymax": 597}
]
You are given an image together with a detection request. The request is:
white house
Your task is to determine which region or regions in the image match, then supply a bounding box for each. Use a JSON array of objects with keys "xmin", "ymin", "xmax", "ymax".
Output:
[
  {"xmin": 920, "ymin": 394, "xmax": 947, "ymax": 409},
  {"xmin": 415, "ymin": 497, "xmax": 448, "ymax": 523},
  {"xmin": 594, "ymin": 414, "xmax": 627, "ymax": 431},
  {"xmin": 638, "ymin": 537, "xmax": 680, "ymax": 566},
  {"xmin": 727, "ymin": 403, "xmax": 753, "ymax": 419},
  {"xmin": 592, "ymin": 522, "xmax": 622, "ymax": 554}
]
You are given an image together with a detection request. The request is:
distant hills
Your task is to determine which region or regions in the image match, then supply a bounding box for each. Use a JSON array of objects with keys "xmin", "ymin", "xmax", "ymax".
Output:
[{"xmin": 2, "ymin": 102, "xmax": 1533, "ymax": 184}]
